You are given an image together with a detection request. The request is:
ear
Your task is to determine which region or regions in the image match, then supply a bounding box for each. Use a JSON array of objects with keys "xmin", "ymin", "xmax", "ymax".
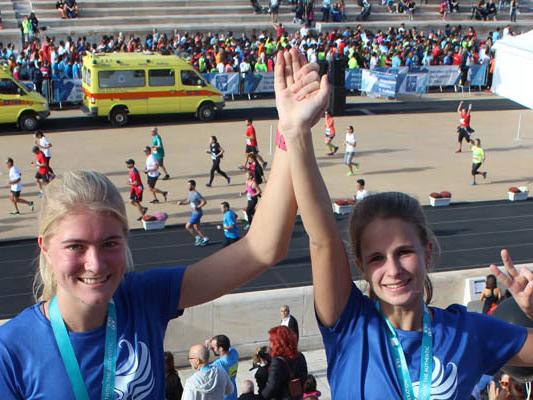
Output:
[
  {"xmin": 38, "ymin": 235, "xmax": 50, "ymax": 262},
  {"xmin": 425, "ymin": 241, "xmax": 433, "ymax": 268}
]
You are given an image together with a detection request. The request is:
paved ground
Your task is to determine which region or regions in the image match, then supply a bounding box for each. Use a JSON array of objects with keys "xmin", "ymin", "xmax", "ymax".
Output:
[
  {"xmin": 0, "ymin": 92, "xmax": 531, "ymax": 241},
  {"xmin": 2, "ymin": 198, "xmax": 533, "ymax": 319}
]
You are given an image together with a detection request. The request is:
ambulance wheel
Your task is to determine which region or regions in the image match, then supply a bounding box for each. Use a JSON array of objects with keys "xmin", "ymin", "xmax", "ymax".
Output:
[
  {"xmin": 197, "ymin": 103, "xmax": 215, "ymax": 121},
  {"xmin": 18, "ymin": 112, "xmax": 39, "ymax": 131},
  {"xmin": 110, "ymin": 107, "xmax": 128, "ymax": 127}
]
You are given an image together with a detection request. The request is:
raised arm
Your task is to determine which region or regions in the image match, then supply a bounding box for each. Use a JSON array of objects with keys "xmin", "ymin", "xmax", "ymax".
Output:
[
  {"xmin": 279, "ymin": 49, "xmax": 353, "ymax": 327},
  {"xmin": 179, "ymin": 50, "xmax": 317, "ymax": 308},
  {"xmin": 491, "ymin": 249, "xmax": 533, "ymax": 366}
]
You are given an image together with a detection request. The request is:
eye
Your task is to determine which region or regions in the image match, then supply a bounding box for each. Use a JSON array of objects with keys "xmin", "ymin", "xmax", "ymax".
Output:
[
  {"xmin": 367, "ymin": 254, "xmax": 384, "ymax": 264},
  {"xmin": 66, "ymin": 243, "xmax": 84, "ymax": 252},
  {"xmin": 103, "ymin": 240, "xmax": 121, "ymax": 249}
]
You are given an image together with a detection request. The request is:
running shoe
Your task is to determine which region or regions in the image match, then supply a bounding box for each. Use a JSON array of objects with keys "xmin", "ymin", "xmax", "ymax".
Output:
[
  {"xmin": 354, "ymin": 163, "xmax": 360, "ymax": 172},
  {"xmin": 163, "ymin": 191, "xmax": 168, "ymax": 202},
  {"xmin": 227, "ymin": 177, "xmax": 231, "ymax": 185},
  {"xmin": 332, "ymin": 146, "xmax": 339, "ymax": 155},
  {"xmin": 29, "ymin": 201, "xmax": 34, "ymax": 212},
  {"xmin": 483, "ymin": 172, "xmax": 487, "ymax": 179},
  {"xmin": 136, "ymin": 216, "xmax": 143, "ymax": 221},
  {"xmin": 346, "ymin": 171, "xmax": 354, "ymax": 176},
  {"xmin": 142, "ymin": 207, "xmax": 148, "ymax": 215},
  {"xmin": 9, "ymin": 210, "xmax": 20, "ymax": 215},
  {"xmin": 194, "ymin": 236, "xmax": 202, "ymax": 246},
  {"xmin": 150, "ymin": 199, "xmax": 160, "ymax": 204},
  {"xmin": 200, "ymin": 237, "xmax": 209, "ymax": 246},
  {"xmin": 162, "ymin": 174, "xmax": 170, "ymax": 180},
  {"xmin": 471, "ymin": 182, "xmax": 477, "ymax": 186},
  {"xmin": 205, "ymin": 183, "xmax": 212, "ymax": 187},
  {"xmin": 263, "ymin": 161, "xmax": 268, "ymax": 170}
]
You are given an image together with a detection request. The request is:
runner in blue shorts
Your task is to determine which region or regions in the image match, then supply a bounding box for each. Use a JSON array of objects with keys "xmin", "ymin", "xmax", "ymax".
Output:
[{"xmin": 178, "ymin": 179, "xmax": 209, "ymax": 246}]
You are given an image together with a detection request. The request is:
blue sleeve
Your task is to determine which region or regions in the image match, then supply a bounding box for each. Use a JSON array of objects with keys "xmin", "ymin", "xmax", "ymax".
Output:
[
  {"xmin": 0, "ymin": 343, "xmax": 23, "ymax": 399},
  {"xmin": 465, "ymin": 310, "xmax": 528, "ymax": 376},
  {"xmin": 120, "ymin": 266, "xmax": 187, "ymax": 325},
  {"xmin": 318, "ymin": 282, "xmax": 365, "ymax": 339}
]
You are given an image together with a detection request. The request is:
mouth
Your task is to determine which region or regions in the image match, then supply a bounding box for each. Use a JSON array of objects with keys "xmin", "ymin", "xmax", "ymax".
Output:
[
  {"xmin": 382, "ymin": 279, "xmax": 411, "ymax": 291},
  {"xmin": 77, "ymin": 275, "xmax": 111, "ymax": 286}
]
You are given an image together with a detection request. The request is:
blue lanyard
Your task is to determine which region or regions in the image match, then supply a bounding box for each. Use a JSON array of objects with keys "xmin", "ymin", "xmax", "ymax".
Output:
[
  {"xmin": 49, "ymin": 296, "xmax": 118, "ymax": 400},
  {"xmin": 376, "ymin": 302, "xmax": 433, "ymax": 400}
]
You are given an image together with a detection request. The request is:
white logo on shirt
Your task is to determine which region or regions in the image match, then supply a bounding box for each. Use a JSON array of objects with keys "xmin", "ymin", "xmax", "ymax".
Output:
[
  {"xmin": 413, "ymin": 357, "xmax": 458, "ymax": 400},
  {"xmin": 114, "ymin": 337, "xmax": 155, "ymax": 399}
]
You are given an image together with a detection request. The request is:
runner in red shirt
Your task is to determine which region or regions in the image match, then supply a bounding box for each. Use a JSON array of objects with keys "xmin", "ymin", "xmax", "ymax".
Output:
[
  {"xmin": 242, "ymin": 119, "xmax": 267, "ymax": 169},
  {"xmin": 126, "ymin": 159, "xmax": 148, "ymax": 221},
  {"xmin": 31, "ymin": 146, "xmax": 49, "ymax": 195},
  {"xmin": 456, "ymin": 101, "xmax": 474, "ymax": 153}
]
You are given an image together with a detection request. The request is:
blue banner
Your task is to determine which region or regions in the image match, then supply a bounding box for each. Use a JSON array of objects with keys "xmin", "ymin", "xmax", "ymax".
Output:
[
  {"xmin": 470, "ymin": 64, "xmax": 488, "ymax": 87},
  {"xmin": 361, "ymin": 69, "xmax": 397, "ymax": 97},
  {"xmin": 345, "ymin": 69, "xmax": 362, "ymax": 90},
  {"xmin": 203, "ymin": 73, "xmax": 240, "ymax": 95},
  {"xmin": 397, "ymin": 73, "xmax": 429, "ymax": 94},
  {"xmin": 51, "ymin": 79, "xmax": 83, "ymax": 104}
]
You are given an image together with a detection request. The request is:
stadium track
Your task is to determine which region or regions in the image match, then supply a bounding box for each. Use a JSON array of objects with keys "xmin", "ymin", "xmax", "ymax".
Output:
[{"xmin": 1, "ymin": 198, "xmax": 533, "ymax": 319}]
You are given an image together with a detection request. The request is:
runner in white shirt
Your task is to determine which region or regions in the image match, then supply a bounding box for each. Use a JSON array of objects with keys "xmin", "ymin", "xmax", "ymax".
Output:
[
  {"xmin": 354, "ymin": 178, "xmax": 369, "ymax": 202},
  {"xmin": 34, "ymin": 131, "xmax": 55, "ymax": 178},
  {"xmin": 143, "ymin": 146, "xmax": 168, "ymax": 204},
  {"xmin": 344, "ymin": 125, "xmax": 359, "ymax": 176},
  {"xmin": 6, "ymin": 158, "xmax": 34, "ymax": 215}
]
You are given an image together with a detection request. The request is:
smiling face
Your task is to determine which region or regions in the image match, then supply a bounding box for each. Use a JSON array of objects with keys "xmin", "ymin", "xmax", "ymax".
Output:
[
  {"xmin": 360, "ymin": 218, "xmax": 429, "ymax": 311},
  {"xmin": 39, "ymin": 209, "xmax": 127, "ymax": 312}
]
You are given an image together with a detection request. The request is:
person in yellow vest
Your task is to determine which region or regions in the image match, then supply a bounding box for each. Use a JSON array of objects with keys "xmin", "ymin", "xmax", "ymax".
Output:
[{"xmin": 470, "ymin": 138, "xmax": 487, "ymax": 185}]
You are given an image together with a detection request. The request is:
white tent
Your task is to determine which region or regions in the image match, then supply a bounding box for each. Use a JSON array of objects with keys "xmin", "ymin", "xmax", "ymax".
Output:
[{"xmin": 492, "ymin": 30, "xmax": 533, "ymax": 109}]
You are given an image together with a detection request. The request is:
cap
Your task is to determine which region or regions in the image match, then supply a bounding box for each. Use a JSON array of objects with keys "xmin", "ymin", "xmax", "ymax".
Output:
[{"xmin": 125, "ymin": 159, "xmax": 135, "ymax": 165}]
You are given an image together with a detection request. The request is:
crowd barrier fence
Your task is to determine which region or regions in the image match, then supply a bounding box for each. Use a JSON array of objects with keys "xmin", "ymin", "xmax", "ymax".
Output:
[{"xmin": 22, "ymin": 64, "xmax": 487, "ymax": 105}]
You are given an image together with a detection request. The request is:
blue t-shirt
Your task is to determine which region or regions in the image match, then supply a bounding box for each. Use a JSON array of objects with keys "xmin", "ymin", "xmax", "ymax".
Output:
[
  {"xmin": 212, "ymin": 347, "xmax": 239, "ymax": 400},
  {"xmin": 319, "ymin": 283, "xmax": 527, "ymax": 400},
  {"xmin": 223, "ymin": 210, "xmax": 239, "ymax": 239},
  {"xmin": 0, "ymin": 267, "xmax": 186, "ymax": 399}
]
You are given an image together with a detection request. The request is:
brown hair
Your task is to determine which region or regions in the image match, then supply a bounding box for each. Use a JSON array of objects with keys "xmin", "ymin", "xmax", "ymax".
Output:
[{"xmin": 349, "ymin": 192, "xmax": 437, "ymax": 304}]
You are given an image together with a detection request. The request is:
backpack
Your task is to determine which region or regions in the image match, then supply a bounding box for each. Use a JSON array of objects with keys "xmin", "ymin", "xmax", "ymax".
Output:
[{"xmin": 278, "ymin": 356, "xmax": 303, "ymax": 399}]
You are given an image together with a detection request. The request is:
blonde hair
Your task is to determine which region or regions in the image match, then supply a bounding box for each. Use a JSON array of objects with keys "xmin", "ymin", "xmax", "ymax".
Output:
[{"xmin": 33, "ymin": 170, "xmax": 134, "ymax": 302}]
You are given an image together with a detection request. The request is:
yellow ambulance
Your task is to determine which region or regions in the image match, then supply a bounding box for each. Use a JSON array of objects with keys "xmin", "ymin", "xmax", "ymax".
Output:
[
  {"xmin": 0, "ymin": 65, "xmax": 50, "ymax": 131},
  {"xmin": 81, "ymin": 52, "xmax": 225, "ymax": 126}
]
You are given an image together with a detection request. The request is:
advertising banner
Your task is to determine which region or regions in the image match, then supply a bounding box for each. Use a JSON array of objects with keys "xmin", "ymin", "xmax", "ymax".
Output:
[
  {"xmin": 51, "ymin": 79, "xmax": 83, "ymax": 104},
  {"xmin": 203, "ymin": 73, "xmax": 240, "ymax": 95},
  {"xmin": 396, "ymin": 72, "xmax": 429, "ymax": 94},
  {"xmin": 345, "ymin": 69, "xmax": 362, "ymax": 90},
  {"xmin": 242, "ymin": 72, "xmax": 275, "ymax": 94},
  {"xmin": 360, "ymin": 69, "xmax": 397, "ymax": 97}
]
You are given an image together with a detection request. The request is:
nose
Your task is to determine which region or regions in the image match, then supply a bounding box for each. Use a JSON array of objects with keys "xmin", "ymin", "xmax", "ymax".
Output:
[
  {"xmin": 384, "ymin": 254, "xmax": 404, "ymax": 277},
  {"xmin": 83, "ymin": 246, "xmax": 107, "ymax": 274}
]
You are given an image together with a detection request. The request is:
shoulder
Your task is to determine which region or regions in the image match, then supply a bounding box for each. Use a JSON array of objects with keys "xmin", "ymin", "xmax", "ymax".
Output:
[{"xmin": 0, "ymin": 305, "xmax": 44, "ymax": 343}]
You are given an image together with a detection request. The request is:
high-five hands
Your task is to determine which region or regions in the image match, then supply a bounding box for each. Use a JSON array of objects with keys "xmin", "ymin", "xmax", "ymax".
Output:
[
  {"xmin": 490, "ymin": 249, "xmax": 533, "ymax": 320},
  {"xmin": 274, "ymin": 48, "xmax": 330, "ymax": 137}
]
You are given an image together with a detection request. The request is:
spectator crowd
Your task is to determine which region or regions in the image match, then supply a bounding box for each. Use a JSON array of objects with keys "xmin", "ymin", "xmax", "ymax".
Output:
[{"xmin": 0, "ymin": 21, "xmax": 518, "ymax": 90}]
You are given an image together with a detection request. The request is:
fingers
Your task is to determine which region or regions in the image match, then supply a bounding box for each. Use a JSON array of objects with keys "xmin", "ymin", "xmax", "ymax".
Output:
[
  {"xmin": 274, "ymin": 50, "xmax": 286, "ymax": 91},
  {"xmin": 283, "ymin": 50, "xmax": 295, "ymax": 87},
  {"xmin": 294, "ymin": 81, "xmax": 321, "ymax": 101},
  {"xmin": 291, "ymin": 68, "xmax": 320, "ymax": 98},
  {"xmin": 490, "ymin": 263, "xmax": 513, "ymax": 288},
  {"xmin": 501, "ymin": 248, "xmax": 519, "ymax": 278},
  {"xmin": 290, "ymin": 48, "xmax": 302, "ymax": 80}
]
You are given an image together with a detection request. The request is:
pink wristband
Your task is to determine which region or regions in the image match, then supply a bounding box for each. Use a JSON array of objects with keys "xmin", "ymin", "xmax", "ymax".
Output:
[{"xmin": 275, "ymin": 128, "xmax": 287, "ymax": 151}]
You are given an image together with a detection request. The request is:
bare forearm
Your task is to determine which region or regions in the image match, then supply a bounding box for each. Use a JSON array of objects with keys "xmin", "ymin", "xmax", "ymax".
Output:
[
  {"xmin": 285, "ymin": 129, "xmax": 352, "ymax": 326},
  {"xmin": 179, "ymin": 148, "xmax": 297, "ymax": 308}
]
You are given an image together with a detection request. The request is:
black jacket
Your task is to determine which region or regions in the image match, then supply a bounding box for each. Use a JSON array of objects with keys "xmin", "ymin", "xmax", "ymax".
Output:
[{"xmin": 261, "ymin": 353, "xmax": 308, "ymax": 400}]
